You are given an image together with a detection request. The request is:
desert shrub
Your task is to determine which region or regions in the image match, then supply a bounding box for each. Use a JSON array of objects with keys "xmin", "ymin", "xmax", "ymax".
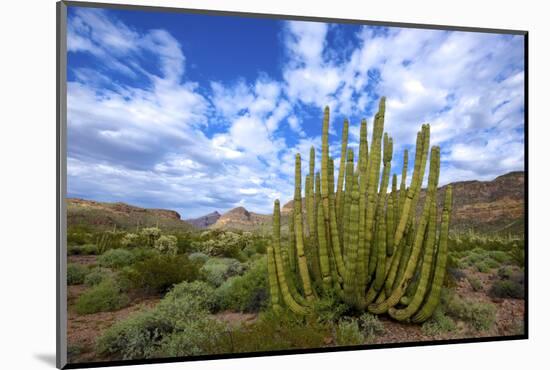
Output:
[
  {"xmin": 447, "ymin": 267, "xmax": 466, "ymax": 281},
  {"xmin": 84, "ymin": 267, "xmax": 111, "ymax": 286},
  {"xmin": 67, "ymin": 225, "xmax": 94, "ymax": 245},
  {"xmin": 120, "ymin": 233, "xmax": 140, "ymax": 249},
  {"xmin": 98, "ymin": 248, "xmax": 135, "ymax": 268},
  {"xmin": 474, "ymin": 260, "xmax": 491, "ymax": 273},
  {"xmin": 335, "ymin": 319, "xmax": 364, "ymax": 346},
  {"xmin": 509, "ymin": 243, "xmax": 525, "ymax": 267},
  {"xmin": 421, "ymin": 307, "xmax": 456, "ymax": 336},
  {"xmin": 130, "ymin": 246, "xmax": 159, "ymax": 262},
  {"xmin": 228, "ymin": 309, "xmax": 328, "ymax": 352},
  {"xmin": 487, "ymin": 250, "xmax": 511, "ymax": 264},
  {"xmin": 97, "ymin": 281, "xmax": 218, "ymax": 360},
  {"xmin": 67, "ymin": 263, "xmax": 88, "ymax": 285},
  {"xmin": 139, "ymin": 227, "xmax": 162, "ymax": 247},
  {"xmin": 497, "ymin": 266, "xmax": 515, "ymax": 279},
  {"xmin": 75, "ymin": 278, "xmax": 129, "ymax": 314},
  {"xmin": 200, "ymin": 258, "xmax": 246, "ymax": 287},
  {"xmin": 445, "ymin": 296, "xmax": 496, "ymax": 331},
  {"xmin": 154, "ymin": 235, "xmax": 178, "ymax": 255},
  {"xmin": 312, "ymin": 289, "xmax": 348, "ymax": 324},
  {"xmin": 188, "ymin": 252, "xmax": 209, "ymax": 264},
  {"xmin": 467, "ymin": 276, "xmax": 483, "ymax": 292},
  {"xmin": 489, "ymin": 280, "xmax": 524, "ymax": 299},
  {"xmin": 68, "ymin": 244, "xmax": 98, "ymax": 255},
  {"xmin": 122, "ymin": 255, "xmax": 200, "ymax": 294},
  {"xmin": 158, "ymin": 318, "xmax": 229, "ymax": 357},
  {"xmin": 214, "ymin": 258, "xmax": 268, "ymax": 312},
  {"xmin": 359, "ymin": 313, "xmax": 384, "ymax": 341}
]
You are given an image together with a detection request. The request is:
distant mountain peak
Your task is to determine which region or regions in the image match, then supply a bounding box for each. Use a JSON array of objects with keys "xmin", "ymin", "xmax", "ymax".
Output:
[{"xmin": 184, "ymin": 211, "xmax": 221, "ymax": 229}]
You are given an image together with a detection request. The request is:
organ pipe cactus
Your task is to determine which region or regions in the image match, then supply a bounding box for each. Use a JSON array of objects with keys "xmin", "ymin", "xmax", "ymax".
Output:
[{"xmin": 267, "ymin": 97, "xmax": 453, "ymax": 323}]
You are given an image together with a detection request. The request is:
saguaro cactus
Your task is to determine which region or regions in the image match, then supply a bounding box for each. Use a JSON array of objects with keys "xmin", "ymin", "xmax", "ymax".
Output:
[{"xmin": 267, "ymin": 97, "xmax": 452, "ymax": 323}]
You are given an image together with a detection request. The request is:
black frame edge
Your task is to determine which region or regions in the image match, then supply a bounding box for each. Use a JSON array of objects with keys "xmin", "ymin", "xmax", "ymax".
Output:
[{"xmin": 57, "ymin": 1, "xmax": 529, "ymax": 369}]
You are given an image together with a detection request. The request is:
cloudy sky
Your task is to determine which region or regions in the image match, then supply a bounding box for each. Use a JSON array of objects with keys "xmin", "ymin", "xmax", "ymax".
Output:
[{"xmin": 66, "ymin": 6, "xmax": 525, "ymax": 218}]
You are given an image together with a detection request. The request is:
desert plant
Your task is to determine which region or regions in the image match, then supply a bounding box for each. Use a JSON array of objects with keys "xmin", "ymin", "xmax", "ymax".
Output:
[
  {"xmin": 200, "ymin": 258, "xmax": 246, "ymax": 287},
  {"xmin": 445, "ymin": 296, "xmax": 496, "ymax": 331},
  {"xmin": 68, "ymin": 244, "xmax": 98, "ymax": 255},
  {"xmin": 489, "ymin": 279, "xmax": 524, "ymax": 299},
  {"xmin": 98, "ymin": 248, "xmax": 135, "ymax": 268},
  {"xmin": 67, "ymin": 263, "xmax": 88, "ymax": 285},
  {"xmin": 267, "ymin": 98, "xmax": 453, "ymax": 323},
  {"xmin": 122, "ymin": 254, "xmax": 200, "ymax": 294},
  {"xmin": 335, "ymin": 319, "xmax": 365, "ymax": 346},
  {"xmin": 84, "ymin": 267, "xmax": 111, "ymax": 286},
  {"xmin": 359, "ymin": 313, "xmax": 385, "ymax": 341},
  {"xmin": 139, "ymin": 227, "xmax": 162, "ymax": 248},
  {"xmin": 467, "ymin": 276, "xmax": 483, "ymax": 292},
  {"xmin": 120, "ymin": 233, "xmax": 140, "ymax": 248},
  {"xmin": 421, "ymin": 307, "xmax": 456, "ymax": 336},
  {"xmin": 213, "ymin": 258, "xmax": 268, "ymax": 312},
  {"xmin": 75, "ymin": 278, "xmax": 129, "ymax": 314},
  {"xmin": 154, "ymin": 235, "xmax": 178, "ymax": 255},
  {"xmin": 96, "ymin": 281, "xmax": 218, "ymax": 360}
]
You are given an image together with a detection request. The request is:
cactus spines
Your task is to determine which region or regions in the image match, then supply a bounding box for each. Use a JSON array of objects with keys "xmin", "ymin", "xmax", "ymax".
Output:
[
  {"xmin": 412, "ymin": 185, "xmax": 453, "ymax": 323},
  {"xmin": 270, "ymin": 97, "xmax": 450, "ymax": 324}
]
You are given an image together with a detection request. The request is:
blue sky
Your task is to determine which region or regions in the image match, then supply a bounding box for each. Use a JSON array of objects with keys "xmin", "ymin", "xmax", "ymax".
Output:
[{"xmin": 66, "ymin": 6, "xmax": 525, "ymax": 218}]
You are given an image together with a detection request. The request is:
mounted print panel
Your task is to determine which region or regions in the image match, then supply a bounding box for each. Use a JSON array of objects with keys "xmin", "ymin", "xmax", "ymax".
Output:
[{"xmin": 57, "ymin": 1, "xmax": 527, "ymax": 368}]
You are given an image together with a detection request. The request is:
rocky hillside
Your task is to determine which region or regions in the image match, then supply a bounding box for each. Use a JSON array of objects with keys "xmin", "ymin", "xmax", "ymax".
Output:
[
  {"xmin": 184, "ymin": 211, "xmax": 221, "ymax": 229},
  {"xmin": 209, "ymin": 207, "xmax": 271, "ymax": 233},
  {"xmin": 67, "ymin": 198, "xmax": 194, "ymax": 232},
  {"xmin": 436, "ymin": 171, "xmax": 524, "ymax": 235}
]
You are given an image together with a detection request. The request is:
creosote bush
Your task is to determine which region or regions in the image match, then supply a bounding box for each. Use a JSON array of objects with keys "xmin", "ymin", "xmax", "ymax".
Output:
[
  {"xmin": 98, "ymin": 248, "xmax": 135, "ymax": 269},
  {"xmin": 96, "ymin": 281, "xmax": 220, "ymax": 360},
  {"xmin": 122, "ymin": 254, "xmax": 200, "ymax": 294},
  {"xmin": 213, "ymin": 257, "xmax": 268, "ymax": 312},
  {"xmin": 200, "ymin": 258, "xmax": 246, "ymax": 287},
  {"xmin": 335, "ymin": 319, "xmax": 364, "ymax": 346},
  {"xmin": 445, "ymin": 295, "xmax": 496, "ymax": 331},
  {"xmin": 84, "ymin": 267, "xmax": 112, "ymax": 286},
  {"xmin": 75, "ymin": 278, "xmax": 129, "ymax": 314},
  {"xmin": 67, "ymin": 263, "xmax": 88, "ymax": 285}
]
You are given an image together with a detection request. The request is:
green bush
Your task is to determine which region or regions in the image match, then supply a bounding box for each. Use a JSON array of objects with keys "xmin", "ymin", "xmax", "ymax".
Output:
[
  {"xmin": 228, "ymin": 309, "xmax": 328, "ymax": 353},
  {"xmin": 68, "ymin": 244, "xmax": 98, "ymax": 255},
  {"xmin": 446, "ymin": 296, "xmax": 496, "ymax": 331},
  {"xmin": 122, "ymin": 255, "xmax": 200, "ymax": 294},
  {"xmin": 335, "ymin": 319, "xmax": 364, "ymax": 346},
  {"xmin": 98, "ymin": 248, "xmax": 135, "ymax": 268},
  {"xmin": 67, "ymin": 263, "xmax": 88, "ymax": 285},
  {"xmin": 467, "ymin": 276, "xmax": 483, "ymax": 292},
  {"xmin": 200, "ymin": 258, "xmax": 246, "ymax": 287},
  {"xmin": 75, "ymin": 278, "xmax": 129, "ymax": 314},
  {"xmin": 359, "ymin": 313, "xmax": 384, "ymax": 341},
  {"xmin": 188, "ymin": 252, "xmax": 209, "ymax": 264},
  {"xmin": 474, "ymin": 260, "xmax": 491, "ymax": 273},
  {"xmin": 214, "ymin": 258, "xmax": 268, "ymax": 312},
  {"xmin": 421, "ymin": 307, "xmax": 456, "ymax": 336},
  {"xmin": 489, "ymin": 280, "xmax": 524, "ymax": 299},
  {"xmin": 509, "ymin": 243, "xmax": 525, "ymax": 267},
  {"xmin": 497, "ymin": 266, "xmax": 515, "ymax": 279},
  {"xmin": 130, "ymin": 247, "xmax": 159, "ymax": 262},
  {"xmin": 311, "ymin": 289, "xmax": 348, "ymax": 324},
  {"xmin": 84, "ymin": 267, "xmax": 111, "ymax": 286},
  {"xmin": 97, "ymin": 281, "xmax": 218, "ymax": 360},
  {"xmin": 158, "ymin": 318, "xmax": 229, "ymax": 357}
]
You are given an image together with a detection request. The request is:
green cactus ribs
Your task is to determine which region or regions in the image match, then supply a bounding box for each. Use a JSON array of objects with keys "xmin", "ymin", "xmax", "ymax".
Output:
[{"xmin": 266, "ymin": 97, "xmax": 453, "ymax": 323}]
